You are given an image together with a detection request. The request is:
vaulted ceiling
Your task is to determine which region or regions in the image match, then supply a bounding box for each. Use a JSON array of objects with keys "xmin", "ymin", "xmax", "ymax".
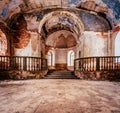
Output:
[
  {"xmin": 0, "ymin": 0, "xmax": 120, "ymax": 26},
  {"xmin": 0, "ymin": 0, "xmax": 120, "ymax": 49}
]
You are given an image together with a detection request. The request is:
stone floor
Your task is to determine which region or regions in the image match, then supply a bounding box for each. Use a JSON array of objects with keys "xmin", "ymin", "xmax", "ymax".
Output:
[{"xmin": 0, "ymin": 79, "xmax": 120, "ymax": 113}]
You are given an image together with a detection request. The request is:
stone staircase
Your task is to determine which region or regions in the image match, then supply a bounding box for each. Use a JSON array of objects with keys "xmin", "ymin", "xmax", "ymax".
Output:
[{"xmin": 44, "ymin": 70, "xmax": 77, "ymax": 79}]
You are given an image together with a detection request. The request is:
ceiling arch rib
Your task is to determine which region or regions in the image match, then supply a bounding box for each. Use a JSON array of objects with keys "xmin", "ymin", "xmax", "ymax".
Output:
[
  {"xmin": 38, "ymin": 10, "xmax": 84, "ymax": 36},
  {"xmin": 43, "ymin": 15, "xmax": 80, "ymax": 37}
]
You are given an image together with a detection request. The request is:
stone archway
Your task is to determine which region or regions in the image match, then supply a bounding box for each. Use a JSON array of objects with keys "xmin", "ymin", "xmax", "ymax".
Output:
[
  {"xmin": 38, "ymin": 10, "xmax": 84, "ymax": 34},
  {"xmin": 38, "ymin": 10, "xmax": 84, "ymax": 70}
]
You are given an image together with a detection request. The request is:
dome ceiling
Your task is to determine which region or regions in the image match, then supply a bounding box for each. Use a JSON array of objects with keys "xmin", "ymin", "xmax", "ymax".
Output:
[
  {"xmin": 46, "ymin": 30, "xmax": 77, "ymax": 49},
  {"xmin": 0, "ymin": 0, "xmax": 120, "ymax": 26}
]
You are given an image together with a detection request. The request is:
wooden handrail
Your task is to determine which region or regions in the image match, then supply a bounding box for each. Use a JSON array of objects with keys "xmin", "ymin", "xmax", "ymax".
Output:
[
  {"xmin": 0, "ymin": 56, "xmax": 48, "ymax": 71},
  {"xmin": 74, "ymin": 56, "xmax": 120, "ymax": 71}
]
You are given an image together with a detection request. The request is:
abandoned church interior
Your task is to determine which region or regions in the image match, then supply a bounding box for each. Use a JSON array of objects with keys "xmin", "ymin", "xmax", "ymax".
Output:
[
  {"xmin": 0, "ymin": 0, "xmax": 120, "ymax": 113},
  {"xmin": 0, "ymin": 0, "xmax": 120, "ymax": 80}
]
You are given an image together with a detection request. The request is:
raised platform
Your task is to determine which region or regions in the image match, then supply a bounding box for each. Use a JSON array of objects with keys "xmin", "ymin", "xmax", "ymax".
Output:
[
  {"xmin": 0, "ymin": 70, "xmax": 48, "ymax": 80},
  {"xmin": 74, "ymin": 70, "xmax": 120, "ymax": 81}
]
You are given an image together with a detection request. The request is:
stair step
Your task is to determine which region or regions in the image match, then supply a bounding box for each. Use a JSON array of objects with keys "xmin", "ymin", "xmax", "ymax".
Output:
[
  {"xmin": 44, "ymin": 70, "xmax": 77, "ymax": 79},
  {"xmin": 45, "ymin": 77, "xmax": 75, "ymax": 78},
  {"xmin": 46, "ymin": 75, "xmax": 75, "ymax": 76}
]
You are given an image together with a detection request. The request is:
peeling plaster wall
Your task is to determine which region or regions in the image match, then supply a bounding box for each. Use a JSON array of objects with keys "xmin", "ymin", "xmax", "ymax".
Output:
[
  {"xmin": 55, "ymin": 49, "xmax": 67, "ymax": 64},
  {"xmin": 75, "ymin": 34, "xmax": 84, "ymax": 58},
  {"xmin": 102, "ymin": 0, "xmax": 120, "ymax": 22},
  {"xmin": 114, "ymin": 31, "xmax": 120, "ymax": 56},
  {"xmin": 14, "ymin": 40, "xmax": 32, "ymax": 56},
  {"xmin": 77, "ymin": 31, "xmax": 108, "ymax": 57},
  {"xmin": 67, "ymin": 0, "xmax": 120, "ymax": 24},
  {"xmin": 79, "ymin": 11, "xmax": 111, "ymax": 31},
  {"xmin": 0, "ymin": 29, "xmax": 7, "ymax": 55},
  {"xmin": 46, "ymin": 30, "xmax": 77, "ymax": 48},
  {"xmin": 14, "ymin": 32, "xmax": 41, "ymax": 57},
  {"xmin": 30, "ymin": 32, "xmax": 41, "ymax": 57},
  {"xmin": 111, "ymin": 27, "xmax": 120, "ymax": 56},
  {"xmin": 0, "ymin": 21, "xmax": 12, "ymax": 55},
  {"xmin": 0, "ymin": 0, "xmax": 21, "ymax": 19},
  {"xmin": 34, "ymin": 8, "xmax": 110, "ymax": 32},
  {"xmin": 25, "ymin": 15, "xmax": 40, "ymax": 31}
]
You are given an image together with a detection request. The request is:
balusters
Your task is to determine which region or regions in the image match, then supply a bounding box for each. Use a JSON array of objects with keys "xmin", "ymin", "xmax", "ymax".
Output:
[
  {"xmin": 90, "ymin": 58, "xmax": 92, "ymax": 71},
  {"xmin": 96, "ymin": 57, "xmax": 100, "ymax": 71},
  {"xmin": 74, "ymin": 56, "xmax": 120, "ymax": 72},
  {"xmin": 0, "ymin": 56, "xmax": 47, "ymax": 72}
]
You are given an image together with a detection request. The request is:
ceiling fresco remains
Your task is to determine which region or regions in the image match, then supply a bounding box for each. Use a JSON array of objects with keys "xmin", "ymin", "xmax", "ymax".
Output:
[
  {"xmin": 0, "ymin": 0, "xmax": 119, "ymax": 49},
  {"xmin": 0, "ymin": 0, "xmax": 119, "ymax": 25},
  {"xmin": 46, "ymin": 30, "xmax": 77, "ymax": 49}
]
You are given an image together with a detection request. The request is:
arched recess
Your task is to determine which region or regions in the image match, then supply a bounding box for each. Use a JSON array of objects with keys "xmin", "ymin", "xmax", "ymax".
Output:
[
  {"xmin": 0, "ymin": 30, "xmax": 7, "ymax": 55},
  {"xmin": 38, "ymin": 9, "xmax": 84, "ymax": 70},
  {"xmin": 47, "ymin": 50, "xmax": 55, "ymax": 69},
  {"xmin": 115, "ymin": 31, "xmax": 120, "ymax": 56},
  {"xmin": 67, "ymin": 50, "xmax": 75, "ymax": 70}
]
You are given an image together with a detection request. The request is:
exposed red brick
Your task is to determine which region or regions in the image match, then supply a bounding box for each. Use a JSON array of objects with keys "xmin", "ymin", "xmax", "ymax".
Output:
[
  {"xmin": 96, "ymin": 32, "xmax": 107, "ymax": 38},
  {"xmin": 113, "ymin": 26, "xmax": 120, "ymax": 32}
]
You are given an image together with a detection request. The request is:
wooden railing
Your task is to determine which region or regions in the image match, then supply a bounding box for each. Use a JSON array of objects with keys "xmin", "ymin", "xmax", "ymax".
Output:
[
  {"xmin": 0, "ymin": 56, "xmax": 47, "ymax": 71},
  {"xmin": 74, "ymin": 56, "xmax": 120, "ymax": 72}
]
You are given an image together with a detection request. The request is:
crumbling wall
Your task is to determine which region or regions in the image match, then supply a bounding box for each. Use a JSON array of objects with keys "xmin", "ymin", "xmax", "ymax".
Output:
[
  {"xmin": 14, "ymin": 31, "xmax": 41, "ymax": 57},
  {"xmin": 0, "ymin": 21, "xmax": 11, "ymax": 55},
  {"xmin": 74, "ymin": 70, "xmax": 120, "ymax": 81},
  {"xmin": 80, "ymin": 31, "xmax": 108, "ymax": 57}
]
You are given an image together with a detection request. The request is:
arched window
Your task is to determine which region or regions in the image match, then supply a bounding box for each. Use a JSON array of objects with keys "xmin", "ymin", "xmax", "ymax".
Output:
[
  {"xmin": 0, "ymin": 30, "xmax": 7, "ymax": 55},
  {"xmin": 67, "ymin": 50, "xmax": 75, "ymax": 66},
  {"xmin": 115, "ymin": 31, "xmax": 120, "ymax": 62},
  {"xmin": 70, "ymin": 51, "xmax": 74, "ymax": 66},
  {"xmin": 115, "ymin": 32, "xmax": 120, "ymax": 56},
  {"xmin": 47, "ymin": 51, "xmax": 53, "ymax": 66}
]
